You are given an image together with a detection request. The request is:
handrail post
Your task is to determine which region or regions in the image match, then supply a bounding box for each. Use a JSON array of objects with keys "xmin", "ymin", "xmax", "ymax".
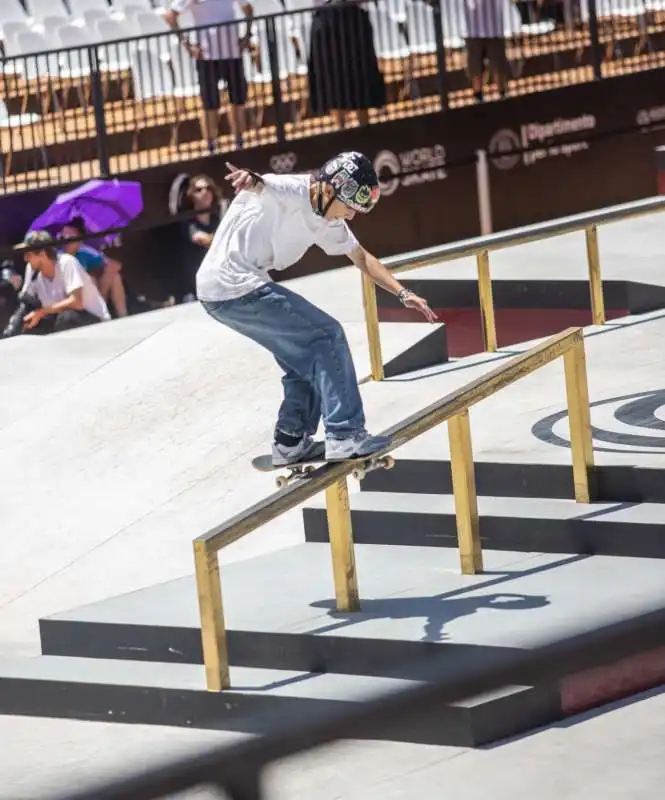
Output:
[
  {"xmin": 585, "ymin": 225, "xmax": 605, "ymax": 326},
  {"xmin": 362, "ymin": 274, "xmax": 384, "ymax": 381},
  {"xmin": 194, "ymin": 541, "xmax": 230, "ymax": 691},
  {"xmin": 563, "ymin": 338, "xmax": 595, "ymax": 503},
  {"xmin": 476, "ymin": 250, "xmax": 497, "ymax": 352},
  {"xmin": 325, "ymin": 477, "xmax": 360, "ymax": 611},
  {"xmin": 448, "ymin": 411, "xmax": 483, "ymax": 574}
]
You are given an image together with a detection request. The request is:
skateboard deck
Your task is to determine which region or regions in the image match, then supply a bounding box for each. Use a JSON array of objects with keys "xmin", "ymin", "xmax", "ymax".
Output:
[{"xmin": 252, "ymin": 448, "xmax": 395, "ymax": 489}]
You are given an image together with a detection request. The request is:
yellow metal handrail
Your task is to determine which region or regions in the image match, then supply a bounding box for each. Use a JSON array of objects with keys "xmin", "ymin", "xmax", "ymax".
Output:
[
  {"xmin": 363, "ymin": 193, "xmax": 665, "ymax": 381},
  {"xmin": 193, "ymin": 326, "xmax": 593, "ymax": 692}
]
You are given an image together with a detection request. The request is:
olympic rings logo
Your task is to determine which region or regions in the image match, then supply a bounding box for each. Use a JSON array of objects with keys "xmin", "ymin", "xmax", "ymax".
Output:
[{"xmin": 270, "ymin": 152, "xmax": 298, "ymax": 173}]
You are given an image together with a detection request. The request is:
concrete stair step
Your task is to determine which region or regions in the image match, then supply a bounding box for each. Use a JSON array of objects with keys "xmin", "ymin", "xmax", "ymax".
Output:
[
  {"xmin": 303, "ymin": 494, "xmax": 665, "ymax": 557},
  {"xmin": 31, "ymin": 543, "xmax": 665, "ymax": 744},
  {"xmin": 359, "ymin": 459, "xmax": 665, "ymax": 502},
  {"xmin": 0, "ymin": 655, "xmax": 552, "ymax": 746}
]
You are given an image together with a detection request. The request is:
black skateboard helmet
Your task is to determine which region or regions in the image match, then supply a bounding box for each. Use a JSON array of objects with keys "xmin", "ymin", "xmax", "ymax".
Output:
[{"xmin": 317, "ymin": 151, "xmax": 380, "ymax": 217}]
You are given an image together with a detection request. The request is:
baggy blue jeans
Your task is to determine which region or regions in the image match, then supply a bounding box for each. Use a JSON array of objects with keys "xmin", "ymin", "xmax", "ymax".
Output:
[{"xmin": 201, "ymin": 282, "xmax": 366, "ymax": 440}]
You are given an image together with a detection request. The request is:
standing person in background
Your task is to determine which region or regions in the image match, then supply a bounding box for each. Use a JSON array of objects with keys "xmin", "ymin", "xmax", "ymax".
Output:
[
  {"xmin": 179, "ymin": 174, "xmax": 226, "ymax": 302},
  {"xmin": 307, "ymin": 0, "xmax": 386, "ymax": 130},
  {"xmin": 464, "ymin": 0, "xmax": 512, "ymax": 103},
  {"xmin": 165, "ymin": 0, "xmax": 254, "ymax": 154},
  {"xmin": 60, "ymin": 218, "xmax": 129, "ymax": 318}
]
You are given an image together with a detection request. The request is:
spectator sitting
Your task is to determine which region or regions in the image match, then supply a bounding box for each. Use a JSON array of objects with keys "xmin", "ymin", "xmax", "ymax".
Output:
[
  {"xmin": 60, "ymin": 217, "xmax": 129, "ymax": 318},
  {"xmin": 16, "ymin": 230, "xmax": 111, "ymax": 335}
]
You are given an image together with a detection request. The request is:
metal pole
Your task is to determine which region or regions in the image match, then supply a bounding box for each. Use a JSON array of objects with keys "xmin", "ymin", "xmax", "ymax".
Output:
[
  {"xmin": 362, "ymin": 274, "xmax": 385, "ymax": 381},
  {"xmin": 432, "ymin": 1, "xmax": 449, "ymax": 110},
  {"xmin": 194, "ymin": 541, "xmax": 230, "ymax": 691},
  {"xmin": 476, "ymin": 250, "xmax": 498, "ymax": 352},
  {"xmin": 475, "ymin": 149, "xmax": 493, "ymax": 235},
  {"xmin": 587, "ymin": 0, "xmax": 603, "ymax": 80},
  {"xmin": 563, "ymin": 339, "xmax": 595, "ymax": 503},
  {"xmin": 448, "ymin": 411, "xmax": 483, "ymax": 575},
  {"xmin": 585, "ymin": 225, "xmax": 605, "ymax": 325},
  {"xmin": 88, "ymin": 45, "xmax": 110, "ymax": 176},
  {"xmin": 325, "ymin": 477, "xmax": 360, "ymax": 611},
  {"xmin": 266, "ymin": 17, "xmax": 286, "ymax": 143}
]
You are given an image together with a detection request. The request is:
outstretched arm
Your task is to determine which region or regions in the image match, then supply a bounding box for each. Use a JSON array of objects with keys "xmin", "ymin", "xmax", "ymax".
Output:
[{"xmin": 347, "ymin": 245, "xmax": 438, "ymax": 323}]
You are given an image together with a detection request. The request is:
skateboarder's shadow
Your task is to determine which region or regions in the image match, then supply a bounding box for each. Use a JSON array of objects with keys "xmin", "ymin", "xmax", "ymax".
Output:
[{"xmin": 309, "ymin": 592, "xmax": 550, "ymax": 642}]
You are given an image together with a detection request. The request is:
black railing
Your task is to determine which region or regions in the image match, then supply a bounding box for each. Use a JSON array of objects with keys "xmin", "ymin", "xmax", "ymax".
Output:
[{"xmin": 0, "ymin": 0, "xmax": 663, "ymax": 193}]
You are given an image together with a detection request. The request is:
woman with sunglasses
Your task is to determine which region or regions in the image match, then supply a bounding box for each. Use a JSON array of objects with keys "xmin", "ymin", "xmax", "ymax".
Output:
[
  {"xmin": 180, "ymin": 175, "xmax": 225, "ymax": 303},
  {"xmin": 196, "ymin": 152, "xmax": 437, "ymax": 467}
]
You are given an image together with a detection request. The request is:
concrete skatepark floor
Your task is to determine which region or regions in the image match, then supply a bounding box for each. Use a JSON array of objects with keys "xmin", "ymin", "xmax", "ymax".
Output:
[{"xmin": 2, "ymin": 213, "xmax": 665, "ymax": 797}]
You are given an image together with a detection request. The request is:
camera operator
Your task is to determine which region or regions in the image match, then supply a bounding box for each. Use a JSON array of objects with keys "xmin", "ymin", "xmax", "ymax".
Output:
[{"xmin": 7, "ymin": 230, "xmax": 111, "ymax": 336}]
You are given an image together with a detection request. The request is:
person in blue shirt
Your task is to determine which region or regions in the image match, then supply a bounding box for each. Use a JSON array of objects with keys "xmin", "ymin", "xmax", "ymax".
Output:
[{"xmin": 60, "ymin": 218, "xmax": 128, "ymax": 318}]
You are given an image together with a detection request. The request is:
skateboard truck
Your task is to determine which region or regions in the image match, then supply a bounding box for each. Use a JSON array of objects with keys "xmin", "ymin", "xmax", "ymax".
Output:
[{"xmin": 275, "ymin": 454, "xmax": 395, "ymax": 489}]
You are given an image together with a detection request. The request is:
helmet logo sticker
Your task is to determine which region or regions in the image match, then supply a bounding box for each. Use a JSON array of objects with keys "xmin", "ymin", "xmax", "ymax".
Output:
[
  {"xmin": 340, "ymin": 178, "xmax": 360, "ymax": 200},
  {"xmin": 355, "ymin": 185, "xmax": 371, "ymax": 205}
]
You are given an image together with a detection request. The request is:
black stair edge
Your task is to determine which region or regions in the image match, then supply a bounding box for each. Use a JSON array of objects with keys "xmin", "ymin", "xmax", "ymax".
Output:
[
  {"xmin": 302, "ymin": 508, "xmax": 665, "ymax": 560},
  {"xmin": 40, "ymin": 619, "xmax": 517, "ymax": 676},
  {"xmin": 0, "ymin": 672, "xmax": 559, "ymax": 748},
  {"xmin": 359, "ymin": 461, "xmax": 665, "ymax": 503}
]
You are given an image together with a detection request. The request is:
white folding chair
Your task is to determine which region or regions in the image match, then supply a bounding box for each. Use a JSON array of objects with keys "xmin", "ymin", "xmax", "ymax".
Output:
[
  {"xmin": 41, "ymin": 15, "xmax": 70, "ymax": 36},
  {"xmin": 27, "ymin": 0, "xmax": 70, "ymax": 29},
  {"xmin": 405, "ymin": 1, "xmax": 438, "ymax": 55},
  {"xmin": 15, "ymin": 30, "xmax": 64, "ymax": 113},
  {"xmin": 70, "ymin": 0, "xmax": 113, "ymax": 21},
  {"xmin": 0, "ymin": 98, "xmax": 45, "ymax": 177},
  {"xmin": 95, "ymin": 18, "xmax": 134, "ymax": 99},
  {"xmin": 2, "ymin": 21, "xmax": 31, "ymax": 56},
  {"xmin": 81, "ymin": 9, "xmax": 113, "ymax": 31},
  {"xmin": 129, "ymin": 46, "xmax": 178, "ymax": 149},
  {"xmin": 440, "ymin": 0, "xmax": 467, "ymax": 49},
  {"xmin": 0, "ymin": 0, "xmax": 30, "ymax": 45},
  {"xmin": 367, "ymin": 6, "xmax": 411, "ymax": 58}
]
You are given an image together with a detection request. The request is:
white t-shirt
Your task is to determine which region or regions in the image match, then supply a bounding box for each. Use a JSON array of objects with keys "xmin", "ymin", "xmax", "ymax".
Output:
[
  {"xmin": 23, "ymin": 253, "xmax": 111, "ymax": 321},
  {"xmin": 170, "ymin": 0, "xmax": 243, "ymax": 60},
  {"xmin": 196, "ymin": 173, "xmax": 360, "ymax": 302},
  {"xmin": 464, "ymin": 0, "xmax": 504, "ymax": 38}
]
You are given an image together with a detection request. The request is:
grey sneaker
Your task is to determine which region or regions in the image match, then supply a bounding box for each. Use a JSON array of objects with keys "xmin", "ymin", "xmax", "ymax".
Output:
[
  {"xmin": 325, "ymin": 430, "xmax": 392, "ymax": 461},
  {"xmin": 271, "ymin": 435, "xmax": 325, "ymax": 467}
]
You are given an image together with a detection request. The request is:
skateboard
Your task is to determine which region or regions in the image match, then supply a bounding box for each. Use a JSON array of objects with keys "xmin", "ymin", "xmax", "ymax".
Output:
[{"xmin": 252, "ymin": 447, "xmax": 396, "ymax": 489}]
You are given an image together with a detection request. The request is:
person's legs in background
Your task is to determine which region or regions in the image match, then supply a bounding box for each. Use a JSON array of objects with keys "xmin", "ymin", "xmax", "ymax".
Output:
[
  {"xmin": 221, "ymin": 58, "xmax": 247, "ymax": 151},
  {"xmin": 98, "ymin": 257, "xmax": 128, "ymax": 317},
  {"xmin": 196, "ymin": 59, "xmax": 224, "ymax": 153}
]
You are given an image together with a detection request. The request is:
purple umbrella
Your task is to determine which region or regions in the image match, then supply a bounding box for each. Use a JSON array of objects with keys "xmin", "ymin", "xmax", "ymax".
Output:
[{"xmin": 28, "ymin": 179, "xmax": 143, "ymax": 246}]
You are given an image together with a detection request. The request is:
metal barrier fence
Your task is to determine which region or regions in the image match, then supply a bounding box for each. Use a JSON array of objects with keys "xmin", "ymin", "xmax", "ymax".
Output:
[{"xmin": 1, "ymin": 0, "xmax": 664, "ymax": 193}]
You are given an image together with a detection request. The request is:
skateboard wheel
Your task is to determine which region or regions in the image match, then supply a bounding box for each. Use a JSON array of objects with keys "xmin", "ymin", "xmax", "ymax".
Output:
[
  {"xmin": 384, "ymin": 456, "xmax": 396, "ymax": 470},
  {"xmin": 352, "ymin": 467, "xmax": 366, "ymax": 481},
  {"xmin": 276, "ymin": 476, "xmax": 288, "ymax": 489}
]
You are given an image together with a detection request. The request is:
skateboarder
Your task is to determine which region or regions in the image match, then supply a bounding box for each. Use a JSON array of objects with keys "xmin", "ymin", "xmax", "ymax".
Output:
[{"xmin": 196, "ymin": 150, "xmax": 437, "ymax": 466}]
